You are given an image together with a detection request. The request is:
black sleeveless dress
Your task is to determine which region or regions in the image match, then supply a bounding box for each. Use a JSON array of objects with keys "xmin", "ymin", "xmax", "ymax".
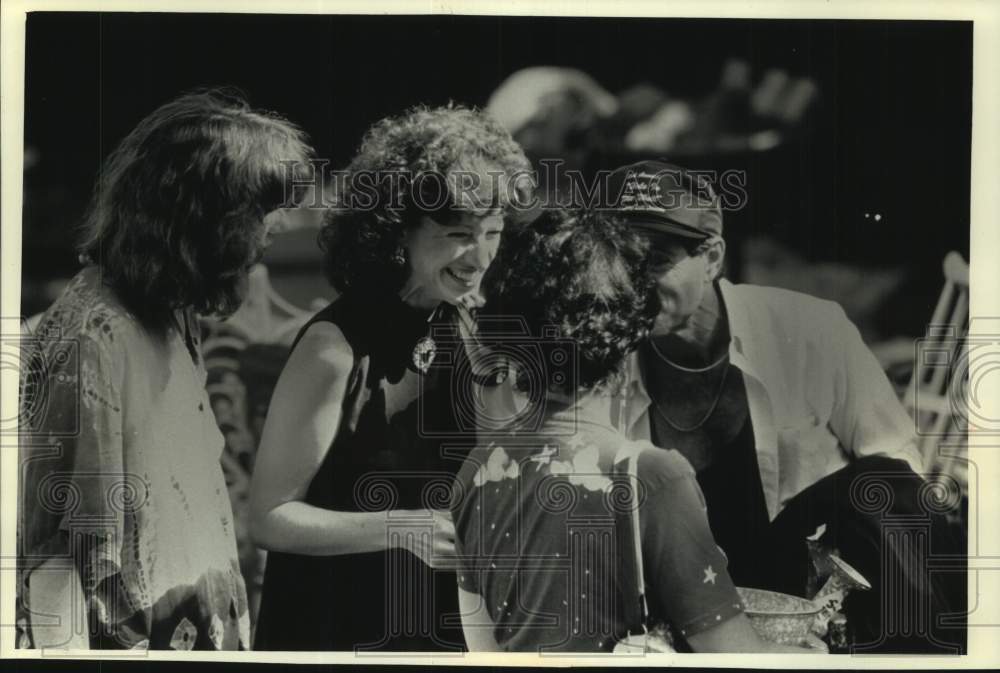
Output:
[{"xmin": 253, "ymin": 291, "xmax": 476, "ymax": 651}]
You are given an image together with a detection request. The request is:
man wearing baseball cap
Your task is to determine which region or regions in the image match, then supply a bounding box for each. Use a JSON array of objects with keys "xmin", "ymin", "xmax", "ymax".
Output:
[{"xmin": 603, "ymin": 160, "xmax": 965, "ymax": 653}]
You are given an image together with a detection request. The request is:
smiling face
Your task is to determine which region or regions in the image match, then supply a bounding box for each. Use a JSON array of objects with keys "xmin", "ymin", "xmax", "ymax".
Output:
[{"xmin": 399, "ymin": 211, "xmax": 505, "ymax": 309}]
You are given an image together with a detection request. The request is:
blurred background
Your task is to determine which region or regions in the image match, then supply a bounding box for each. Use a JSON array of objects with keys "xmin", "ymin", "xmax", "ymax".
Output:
[{"xmin": 19, "ymin": 12, "xmax": 972, "ymax": 625}]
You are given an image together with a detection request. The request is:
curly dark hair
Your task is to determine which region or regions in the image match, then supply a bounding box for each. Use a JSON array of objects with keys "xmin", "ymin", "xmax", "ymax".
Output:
[
  {"xmin": 78, "ymin": 88, "xmax": 313, "ymax": 329},
  {"xmin": 482, "ymin": 209, "xmax": 659, "ymax": 397},
  {"xmin": 318, "ymin": 105, "xmax": 534, "ymax": 295}
]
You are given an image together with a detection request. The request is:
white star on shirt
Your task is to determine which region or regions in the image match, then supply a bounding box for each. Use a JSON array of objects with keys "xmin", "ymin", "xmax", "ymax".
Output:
[{"xmin": 703, "ymin": 565, "xmax": 717, "ymax": 585}]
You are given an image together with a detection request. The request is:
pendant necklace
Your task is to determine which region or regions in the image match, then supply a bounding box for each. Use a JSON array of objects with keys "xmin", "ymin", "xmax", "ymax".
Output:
[
  {"xmin": 412, "ymin": 335, "xmax": 437, "ymax": 374},
  {"xmin": 411, "ymin": 304, "xmax": 446, "ymax": 375}
]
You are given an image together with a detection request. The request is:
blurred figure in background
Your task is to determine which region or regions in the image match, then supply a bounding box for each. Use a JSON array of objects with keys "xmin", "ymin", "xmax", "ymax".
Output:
[
  {"xmin": 620, "ymin": 58, "xmax": 818, "ymax": 155},
  {"xmin": 486, "ymin": 60, "xmax": 819, "ymax": 177},
  {"xmin": 487, "ymin": 66, "xmax": 618, "ymax": 204},
  {"xmin": 17, "ymin": 89, "xmax": 313, "ymax": 650}
]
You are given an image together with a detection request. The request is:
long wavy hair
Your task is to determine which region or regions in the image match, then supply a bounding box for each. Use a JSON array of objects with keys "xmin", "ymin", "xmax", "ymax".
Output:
[
  {"xmin": 482, "ymin": 209, "xmax": 659, "ymax": 397},
  {"xmin": 78, "ymin": 88, "xmax": 313, "ymax": 329},
  {"xmin": 319, "ymin": 104, "xmax": 534, "ymax": 296}
]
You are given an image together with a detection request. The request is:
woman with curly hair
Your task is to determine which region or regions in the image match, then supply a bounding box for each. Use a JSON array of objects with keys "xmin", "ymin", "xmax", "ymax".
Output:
[
  {"xmin": 17, "ymin": 89, "xmax": 313, "ymax": 650},
  {"xmin": 450, "ymin": 209, "xmax": 823, "ymax": 653},
  {"xmin": 249, "ymin": 105, "xmax": 533, "ymax": 651}
]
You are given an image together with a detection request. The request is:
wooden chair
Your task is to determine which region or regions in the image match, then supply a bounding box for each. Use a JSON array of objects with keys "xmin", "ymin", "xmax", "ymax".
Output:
[{"xmin": 902, "ymin": 251, "xmax": 969, "ymax": 491}]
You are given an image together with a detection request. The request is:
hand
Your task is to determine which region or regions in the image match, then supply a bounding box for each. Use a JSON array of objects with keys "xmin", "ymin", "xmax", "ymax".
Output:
[
  {"xmin": 398, "ymin": 509, "xmax": 457, "ymax": 569},
  {"xmin": 798, "ymin": 633, "xmax": 829, "ymax": 652}
]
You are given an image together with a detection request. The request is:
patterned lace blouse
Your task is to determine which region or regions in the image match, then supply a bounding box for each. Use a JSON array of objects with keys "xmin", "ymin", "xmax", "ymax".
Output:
[{"xmin": 17, "ymin": 266, "xmax": 249, "ymax": 650}]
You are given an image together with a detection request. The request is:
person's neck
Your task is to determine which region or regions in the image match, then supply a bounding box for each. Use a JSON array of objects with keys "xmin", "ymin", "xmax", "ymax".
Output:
[
  {"xmin": 397, "ymin": 283, "xmax": 440, "ymax": 318},
  {"xmin": 540, "ymin": 389, "xmax": 614, "ymax": 426},
  {"xmin": 651, "ymin": 282, "xmax": 730, "ymax": 367}
]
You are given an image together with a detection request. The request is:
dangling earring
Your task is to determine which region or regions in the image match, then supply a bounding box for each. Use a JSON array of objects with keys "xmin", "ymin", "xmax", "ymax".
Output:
[{"xmin": 392, "ymin": 246, "xmax": 407, "ymax": 266}]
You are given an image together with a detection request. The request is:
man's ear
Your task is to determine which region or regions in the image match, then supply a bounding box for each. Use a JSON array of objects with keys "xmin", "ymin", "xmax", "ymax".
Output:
[{"xmin": 704, "ymin": 237, "xmax": 726, "ymax": 281}]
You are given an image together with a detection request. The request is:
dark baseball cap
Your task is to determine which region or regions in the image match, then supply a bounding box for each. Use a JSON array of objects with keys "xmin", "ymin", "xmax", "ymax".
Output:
[{"xmin": 603, "ymin": 160, "xmax": 723, "ymax": 240}]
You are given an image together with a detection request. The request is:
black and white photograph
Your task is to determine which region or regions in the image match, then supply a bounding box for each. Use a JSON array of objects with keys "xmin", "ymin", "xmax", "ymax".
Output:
[{"xmin": 2, "ymin": 0, "xmax": 998, "ymax": 665}]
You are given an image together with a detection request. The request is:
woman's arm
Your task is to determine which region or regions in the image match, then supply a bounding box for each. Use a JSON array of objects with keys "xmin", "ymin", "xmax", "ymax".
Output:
[
  {"xmin": 21, "ymin": 330, "xmax": 128, "ymax": 650},
  {"xmin": 637, "ymin": 448, "xmax": 823, "ymax": 653},
  {"xmin": 686, "ymin": 612, "xmax": 825, "ymax": 653},
  {"xmin": 458, "ymin": 587, "xmax": 500, "ymax": 651},
  {"xmin": 249, "ymin": 322, "xmax": 415, "ymax": 557}
]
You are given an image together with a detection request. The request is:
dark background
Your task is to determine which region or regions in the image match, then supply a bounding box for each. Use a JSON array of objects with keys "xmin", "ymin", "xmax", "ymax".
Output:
[{"xmin": 21, "ymin": 13, "xmax": 972, "ymax": 337}]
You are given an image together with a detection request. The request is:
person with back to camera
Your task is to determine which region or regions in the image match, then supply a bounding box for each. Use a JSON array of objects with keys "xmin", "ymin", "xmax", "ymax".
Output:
[
  {"xmin": 450, "ymin": 208, "xmax": 825, "ymax": 653},
  {"xmin": 249, "ymin": 105, "xmax": 533, "ymax": 651}
]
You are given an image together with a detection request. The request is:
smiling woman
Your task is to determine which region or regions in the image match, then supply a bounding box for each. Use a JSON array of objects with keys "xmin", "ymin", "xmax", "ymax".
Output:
[
  {"xmin": 248, "ymin": 105, "xmax": 532, "ymax": 652},
  {"xmin": 318, "ymin": 105, "xmax": 533, "ymax": 303},
  {"xmin": 401, "ymin": 212, "xmax": 505, "ymax": 309}
]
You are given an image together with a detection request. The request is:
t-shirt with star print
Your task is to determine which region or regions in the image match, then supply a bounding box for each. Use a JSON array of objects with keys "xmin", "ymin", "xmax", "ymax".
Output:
[{"xmin": 451, "ymin": 409, "xmax": 745, "ymax": 652}]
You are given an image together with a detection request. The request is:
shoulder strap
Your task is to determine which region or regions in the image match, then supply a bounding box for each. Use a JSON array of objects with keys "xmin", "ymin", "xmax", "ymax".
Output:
[
  {"xmin": 628, "ymin": 452, "xmax": 650, "ymax": 632},
  {"xmin": 288, "ymin": 302, "xmax": 338, "ymax": 352},
  {"xmin": 614, "ymin": 450, "xmax": 649, "ymax": 641}
]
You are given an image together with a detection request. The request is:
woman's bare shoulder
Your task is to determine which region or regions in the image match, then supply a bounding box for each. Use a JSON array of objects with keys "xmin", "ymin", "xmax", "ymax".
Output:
[{"xmin": 287, "ymin": 320, "xmax": 355, "ymax": 374}]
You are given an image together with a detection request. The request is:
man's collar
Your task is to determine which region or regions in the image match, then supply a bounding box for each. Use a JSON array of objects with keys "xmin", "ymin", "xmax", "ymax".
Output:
[
  {"xmin": 621, "ymin": 347, "xmax": 651, "ymax": 435},
  {"xmin": 625, "ymin": 345, "xmax": 646, "ymax": 397},
  {"xmin": 717, "ymin": 278, "xmax": 746, "ymax": 355}
]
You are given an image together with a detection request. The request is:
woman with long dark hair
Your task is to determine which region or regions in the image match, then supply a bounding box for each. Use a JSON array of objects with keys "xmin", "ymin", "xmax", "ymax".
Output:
[
  {"xmin": 17, "ymin": 89, "xmax": 313, "ymax": 650},
  {"xmin": 249, "ymin": 105, "xmax": 532, "ymax": 651}
]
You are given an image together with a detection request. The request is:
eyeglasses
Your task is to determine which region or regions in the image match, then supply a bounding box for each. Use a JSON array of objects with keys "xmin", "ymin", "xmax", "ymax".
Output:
[{"xmin": 647, "ymin": 246, "xmax": 691, "ymax": 271}]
